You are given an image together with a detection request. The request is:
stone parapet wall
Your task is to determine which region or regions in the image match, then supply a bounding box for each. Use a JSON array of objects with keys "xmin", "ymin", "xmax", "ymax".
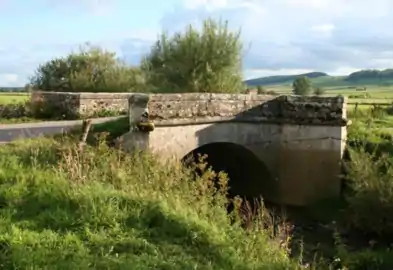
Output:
[
  {"xmin": 144, "ymin": 93, "xmax": 347, "ymax": 126},
  {"xmin": 30, "ymin": 91, "xmax": 347, "ymax": 125},
  {"xmin": 31, "ymin": 91, "xmax": 80, "ymax": 118},
  {"xmin": 31, "ymin": 91, "xmax": 133, "ymax": 118},
  {"xmin": 78, "ymin": 92, "xmax": 132, "ymax": 116}
]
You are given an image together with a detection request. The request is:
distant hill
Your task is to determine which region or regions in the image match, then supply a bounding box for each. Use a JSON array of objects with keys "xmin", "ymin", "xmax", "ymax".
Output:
[
  {"xmin": 244, "ymin": 72, "xmax": 328, "ymax": 86},
  {"xmin": 244, "ymin": 69, "xmax": 393, "ymax": 88}
]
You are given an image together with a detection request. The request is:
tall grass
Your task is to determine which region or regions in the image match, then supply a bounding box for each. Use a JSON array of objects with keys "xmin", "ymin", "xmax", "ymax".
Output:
[{"xmin": 0, "ymin": 137, "xmax": 298, "ymax": 269}]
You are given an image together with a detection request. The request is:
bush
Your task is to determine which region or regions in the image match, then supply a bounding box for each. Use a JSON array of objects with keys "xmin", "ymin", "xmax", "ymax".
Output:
[
  {"xmin": 0, "ymin": 103, "xmax": 30, "ymax": 118},
  {"xmin": 343, "ymin": 148, "xmax": 393, "ymax": 236},
  {"xmin": 30, "ymin": 44, "xmax": 147, "ymax": 93},
  {"xmin": 0, "ymin": 137, "xmax": 296, "ymax": 269},
  {"xmin": 141, "ymin": 18, "xmax": 243, "ymax": 93},
  {"xmin": 313, "ymin": 87, "xmax": 325, "ymax": 96},
  {"xmin": 344, "ymin": 122, "xmax": 393, "ymax": 238},
  {"xmin": 257, "ymin": 85, "xmax": 266, "ymax": 94},
  {"xmin": 292, "ymin": 77, "xmax": 312, "ymax": 95},
  {"xmin": 348, "ymin": 93, "xmax": 371, "ymax": 99}
]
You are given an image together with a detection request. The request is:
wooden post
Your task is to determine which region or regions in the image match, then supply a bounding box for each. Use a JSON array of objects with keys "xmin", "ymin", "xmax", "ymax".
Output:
[{"xmin": 79, "ymin": 119, "xmax": 92, "ymax": 152}]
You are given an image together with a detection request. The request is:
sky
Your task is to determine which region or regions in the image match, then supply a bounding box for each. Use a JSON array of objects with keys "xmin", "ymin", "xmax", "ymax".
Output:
[{"xmin": 0, "ymin": 0, "xmax": 392, "ymax": 86}]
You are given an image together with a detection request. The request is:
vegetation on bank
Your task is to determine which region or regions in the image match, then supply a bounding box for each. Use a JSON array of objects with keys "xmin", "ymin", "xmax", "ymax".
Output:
[
  {"xmin": 0, "ymin": 136, "xmax": 296, "ymax": 270},
  {"xmin": 1, "ymin": 112, "xmax": 393, "ymax": 269}
]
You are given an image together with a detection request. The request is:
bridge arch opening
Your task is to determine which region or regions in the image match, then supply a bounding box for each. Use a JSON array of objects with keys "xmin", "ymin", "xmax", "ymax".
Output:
[{"xmin": 181, "ymin": 142, "xmax": 274, "ymax": 205}]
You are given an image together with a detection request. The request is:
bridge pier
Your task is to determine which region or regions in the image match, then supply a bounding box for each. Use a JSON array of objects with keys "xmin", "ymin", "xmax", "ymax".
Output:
[{"xmin": 121, "ymin": 93, "xmax": 348, "ymax": 207}]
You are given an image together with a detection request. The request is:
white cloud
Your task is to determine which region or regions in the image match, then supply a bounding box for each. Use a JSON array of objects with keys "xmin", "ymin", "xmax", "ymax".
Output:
[
  {"xmin": 311, "ymin": 24, "xmax": 335, "ymax": 33},
  {"xmin": 0, "ymin": 73, "xmax": 20, "ymax": 87},
  {"xmin": 157, "ymin": 0, "xmax": 393, "ymax": 78}
]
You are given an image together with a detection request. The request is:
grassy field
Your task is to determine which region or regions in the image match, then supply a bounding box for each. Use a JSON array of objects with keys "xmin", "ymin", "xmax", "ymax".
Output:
[
  {"xmin": 262, "ymin": 84, "xmax": 393, "ymax": 99},
  {"xmin": 0, "ymin": 92, "xmax": 29, "ymax": 104}
]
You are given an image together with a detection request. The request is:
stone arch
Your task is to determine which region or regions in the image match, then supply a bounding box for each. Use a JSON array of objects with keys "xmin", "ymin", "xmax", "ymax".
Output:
[{"xmin": 181, "ymin": 142, "xmax": 275, "ymax": 201}]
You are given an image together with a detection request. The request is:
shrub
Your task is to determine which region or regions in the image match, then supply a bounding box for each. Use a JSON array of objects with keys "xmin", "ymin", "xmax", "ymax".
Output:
[
  {"xmin": 257, "ymin": 85, "xmax": 266, "ymax": 94},
  {"xmin": 348, "ymin": 93, "xmax": 371, "ymax": 99},
  {"xmin": 292, "ymin": 77, "xmax": 312, "ymax": 95},
  {"xmin": 30, "ymin": 44, "xmax": 147, "ymax": 93},
  {"xmin": 313, "ymin": 87, "xmax": 325, "ymax": 96},
  {"xmin": 266, "ymin": 90, "xmax": 278, "ymax": 95},
  {"xmin": 343, "ymin": 148, "xmax": 393, "ymax": 236},
  {"xmin": 141, "ymin": 18, "xmax": 243, "ymax": 93},
  {"xmin": 0, "ymin": 103, "xmax": 30, "ymax": 118}
]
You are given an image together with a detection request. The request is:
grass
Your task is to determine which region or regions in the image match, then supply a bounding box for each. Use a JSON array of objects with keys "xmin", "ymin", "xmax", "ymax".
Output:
[
  {"xmin": 0, "ymin": 93, "xmax": 29, "ymax": 104},
  {"xmin": 1, "ymin": 116, "xmax": 393, "ymax": 269},
  {"xmin": 0, "ymin": 135, "xmax": 299, "ymax": 270},
  {"xmin": 0, "ymin": 117, "xmax": 43, "ymax": 124}
]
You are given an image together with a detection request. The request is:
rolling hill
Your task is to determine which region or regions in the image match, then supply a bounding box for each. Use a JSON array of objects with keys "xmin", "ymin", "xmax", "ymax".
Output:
[
  {"xmin": 244, "ymin": 72, "xmax": 328, "ymax": 86},
  {"xmin": 244, "ymin": 69, "xmax": 393, "ymax": 88}
]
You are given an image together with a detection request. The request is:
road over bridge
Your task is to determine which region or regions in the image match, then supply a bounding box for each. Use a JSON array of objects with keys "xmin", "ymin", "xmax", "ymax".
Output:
[{"xmin": 0, "ymin": 116, "xmax": 123, "ymax": 144}]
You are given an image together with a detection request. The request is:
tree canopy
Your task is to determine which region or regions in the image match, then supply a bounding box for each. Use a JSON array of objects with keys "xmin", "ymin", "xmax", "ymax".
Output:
[
  {"xmin": 29, "ymin": 44, "xmax": 146, "ymax": 92},
  {"xmin": 141, "ymin": 19, "xmax": 244, "ymax": 93},
  {"xmin": 292, "ymin": 76, "xmax": 312, "ymax": 95},
  {"xmin": 29, "ymin": 19, "xmax": 245, "ymax": 93}
]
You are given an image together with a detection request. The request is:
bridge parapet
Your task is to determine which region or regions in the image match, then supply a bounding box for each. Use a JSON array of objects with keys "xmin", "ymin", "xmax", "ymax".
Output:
[{"xmin": 136, "ymin": 93, "xmax": 347, "ymax": 126}]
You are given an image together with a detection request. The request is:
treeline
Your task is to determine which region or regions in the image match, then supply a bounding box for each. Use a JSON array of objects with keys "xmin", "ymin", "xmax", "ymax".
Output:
[
  {"xmin": 345, "ymin": 69, "xmax": 393, "ymax": 82},
  {"xmin": 0, "ymin": 87, "xmax": 25, "ymax": 92}
]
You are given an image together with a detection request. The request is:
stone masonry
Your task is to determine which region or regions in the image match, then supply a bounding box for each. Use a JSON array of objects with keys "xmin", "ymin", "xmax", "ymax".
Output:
[
  {"xmin": 145, "ymin": 93, "xmax": 347, "ymax": 126},
  {"xmin": 31, "ymin": 91, "xmax": 133, "ymax": 118},
  {"xmin": 123, "ymin": 93, "xmax": 348, "ymax": 206}
]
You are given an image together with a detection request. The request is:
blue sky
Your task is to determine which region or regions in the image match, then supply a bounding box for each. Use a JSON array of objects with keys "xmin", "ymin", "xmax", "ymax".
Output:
[{"xmin": 0, "ymin": 0, "xmax": 392, "ymax": 86}]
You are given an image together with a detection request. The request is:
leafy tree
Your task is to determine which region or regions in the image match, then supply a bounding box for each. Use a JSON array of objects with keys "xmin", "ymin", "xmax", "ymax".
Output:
[
  {"xmin": 292, "ymin": 76, "xmax": 312, "ymax": 95},
  {"xmin": 313, "ymin": 87, "xmax": 325, "ymax": 96},
  {"xmin": 30, "ymin": 44, "xmax": 146, "ymax": 92},
  {"xmin": 141, "ymin": 18, "xmax": 243, "ymax": 93},
  {"xmin": 256, "ymin": 85, "xmax": 266, "ymax": 94}
]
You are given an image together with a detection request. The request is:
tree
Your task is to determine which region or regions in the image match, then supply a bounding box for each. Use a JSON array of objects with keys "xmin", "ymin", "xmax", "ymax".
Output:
[
  {"xmin": 256, "ymin": 85, "xmax": 266, "ymax": 94},
  {"xmin": 292, "ymin": 76, "xmax": 312, "ymax": 95},
  {"xmin": 313, "ymin": 87, "xmax": 325, "ymax": 96},
  {"xmin": 30, "ymin": 44, "xmax": 146, "ymax": 92},
  {"xmin": 141, "ymin": 18, "xmax": 243, "ymax": 93}
]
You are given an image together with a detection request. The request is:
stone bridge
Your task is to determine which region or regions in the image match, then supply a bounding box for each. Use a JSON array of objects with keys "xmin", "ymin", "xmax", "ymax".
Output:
[{"xmin": 120, "ymin": 93, "xmax": 348, "ymax": 206}]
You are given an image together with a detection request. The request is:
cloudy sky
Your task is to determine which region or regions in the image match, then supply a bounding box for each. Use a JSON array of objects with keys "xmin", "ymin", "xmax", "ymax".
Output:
[{"xmin": 0, "ymin": 0, "xmax": 392, "ymax": 86}]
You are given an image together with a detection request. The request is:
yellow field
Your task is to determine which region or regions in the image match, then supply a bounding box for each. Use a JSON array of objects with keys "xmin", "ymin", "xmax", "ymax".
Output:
[{"xmin": 0, "ymin": 93, "xmax": 30, "ymax": 104}]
